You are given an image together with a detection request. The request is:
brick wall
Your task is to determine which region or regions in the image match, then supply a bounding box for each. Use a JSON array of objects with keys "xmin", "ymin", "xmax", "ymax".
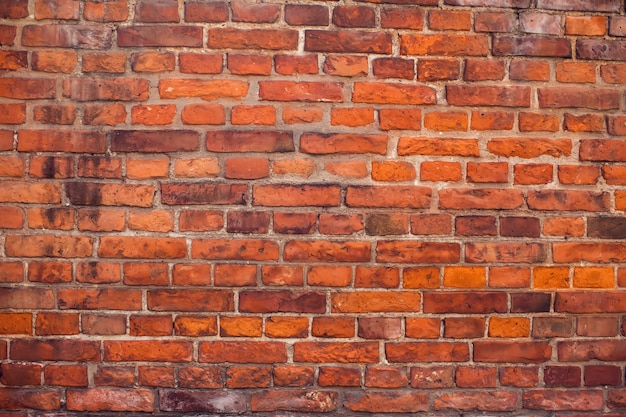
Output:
[{"xmin": 1, "ymin": 0, "xmax": 626, "ymax": 414}]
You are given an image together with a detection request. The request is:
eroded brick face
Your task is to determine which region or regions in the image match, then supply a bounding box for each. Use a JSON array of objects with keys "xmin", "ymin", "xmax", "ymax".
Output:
[{"xmin": 1, "ymin": 1, "xmax": 626, "ymax": 415}]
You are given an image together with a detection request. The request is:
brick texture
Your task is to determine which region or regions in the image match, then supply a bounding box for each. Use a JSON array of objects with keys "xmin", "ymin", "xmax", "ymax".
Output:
[{"xmin": 1, "ymin": 1, "xmax": 626, "ymax": 415}]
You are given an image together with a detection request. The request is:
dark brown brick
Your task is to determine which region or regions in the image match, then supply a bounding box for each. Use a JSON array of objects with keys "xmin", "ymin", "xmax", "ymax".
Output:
[{"xmin": 588, "ymin": 217, "xmax": 626, "ymax": 239}]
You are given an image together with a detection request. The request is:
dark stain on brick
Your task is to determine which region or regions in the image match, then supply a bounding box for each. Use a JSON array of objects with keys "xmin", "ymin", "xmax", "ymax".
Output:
[
  {"xmin": 511, "ymin": 292, "xmax": 551, "ymax": 313},
  {"xmin": 66, "ymin": 182, "xmax": 103, "ymax": 206},
  {"xmin": 588, "ymin": 216, "xmax": 626, "ymax": 239}
]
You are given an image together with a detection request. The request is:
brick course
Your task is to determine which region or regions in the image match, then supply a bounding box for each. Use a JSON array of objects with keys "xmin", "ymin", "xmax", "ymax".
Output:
[{"xmin": 1, "ymin": 0, "xmax": 626, "ymax": 414}]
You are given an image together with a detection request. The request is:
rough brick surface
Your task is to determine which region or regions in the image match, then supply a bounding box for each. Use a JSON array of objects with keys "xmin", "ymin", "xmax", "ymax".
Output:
[{"xmin": 1, "ymin": 1, "xmax": 626, "ymax": 415}]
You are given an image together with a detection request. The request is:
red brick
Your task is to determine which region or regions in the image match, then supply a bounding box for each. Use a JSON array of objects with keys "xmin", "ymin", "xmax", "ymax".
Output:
[
  {"xmin": 273, "ymin": 366, "xmax": 314, "ymax": 387},
  {"xmin": 319, "ymin": 367, "xmax": 361, "ymax": 387},
  {"xmin": 0, "ymin": 262, "xmax": 24, "ymax": 283},
  {"xmin": 63, "ymin": 78, "xmax": 149, "ymax": 102},
  {"xmin": 527, "ymin": 190, "xmax": 609, "ymax": 212},
  {"xmin": 333, "ymin": 6, "xmax": 375, "ymax": 28},
  {"xmin": 424, "ymin": 292, "xmax": 507, "ymax": 313},
  {"xmin": 0, "ymin": 287, "xmax": 54, "ymax": 309},
  {"xmin": 19, "ymin": 130, "xmax": 105, "ymax": 153},
  {"xmin": 294, "ymin": 342, "xmax": 378, "ymax": 363},
  {"xmin": 228, "ymin": 54, "xmax": 272, "ymax": 76},
  {"xmin": 0, "ymin": 78, "xmax": 55, "ymax": 99},
  {"xmin": 0, "ymin": 51, "xmax": 27, "ymax": 71},
  {"xmin": 6, "ymin": 235, "xmax": 92, "ymax": 258},
  {"xmin": 118, "ymin": 25, "xmax": 201, "ymax": 47},
  {"xmin": 265, "ymin": 316, "xmax": 308, "ymax": 338},
  {"xmin": 308, "ymin": 265, "xmax": 352, "ymax": 287},
  {"xmin": 240, "ymin": 290, "xmax": 324, "ymax": 313},
  {"xmin": 365, "ymin": 366, "xmax": 408, "ymax": 388},
  {"xmin": 471, "ymin": 111, "xmax": 514, "ymax": 131},
  {"xmin": 399, "ymin": 137, "xmax": 479, "ymax": 157},
  {"xmin": 184, "ymin": 1, "xmax": 228, "ymax": 23},
  {"xmin": 82, "ymin": 314, "xmax": 126, "ymax": 335},
  {"xmin": 332, "ymin": 292, "xmax": 420, "ymax": 313},
  {"xmin": 0, "ymin": 207, "xmax": 23, "ymax": 229},
  {"xmin": 456, "ymin": 366, "xmax": 497, "ymax": 388},
  {"xmin": 401, "ymin": 34, "xmax": 488, "ymax": 56},
  {"xmin": 319, "ymin": 213, "xmax": 363, "ymax": 235},
  {"xmin": 500, "ymin": 366, "xmax": 539, "ymax": 387},
  {"xmin": 585, "ymin": 365, "xmax": 621, "ymax": 386},
  {"xmin": 207, "ymin": 130, "xmax": 293, "ymax": 153},
  {"xmin": 192, "ymin": 239, "xmax": 278, "ymax": 261},
  {"xmin": 522, "ymin": 389, "xmax": 604, "ymax": 411},
  {"xmin": 439, "ymin": 188, "xmax": 523, "ymax": 210},
  {"xmin": 23, "ymin": 25, "xmax": 112, "ymax": 48},
  {"xmin": 323, "ymin": 55, "xmax": 368, "ymax": 77},
  {"xmin": 130, "ymin": 315, "xmax": 172, "ymax": 336},
  {"xmin": 44, "ymin": 365, "xmax": 88, "ymax": 387},
  {"xmin": 214, "ymin": 264, "xmax": 257, "ymax": 287},
  {"xmin": 250, "ymin": 390, "xmax": 337, "ymax": 413},
  {"xmin": 411, "ymin": 213, "xmax": 452, "ymax": 235},
  {"xmin": 418, "ymin": 58, "xmax": 460, "ymax": 81},
  {"xmin": 85, "ymin": 364, "xmax": 133, "ymax": 387},
  {"xmin": 377, "ymin": 241, "xmax": 459, "ymax": 263},
  {"xmin": 494, "ymin": 35, "xmax": 571, "ymax": 57},
  {"xmin": 226, "ymin": 366, "xmax": 270, "ymax": 388},
  {"xmin": 539, "ymin": 87, "xmax": 620, "ymax": 110},
  {"xmin": 275, "ymin": 54, "xmax": 318, "ymax": 75},
  {"xmin": 0, "ymin": 25, "xmax": 16, "ymax": 45},
  {"xmin": 138, "ymin": 366, "xmax": 175, "ymax": 387},
  {"xmin": 11, "ymin": 339, "xmax": 100, "ymax": 362},
  {"xmin": 84, "ymin": 0, "xmax": 128, "ymax": 21},
  {"xmin": 602, "ymin": 64, "xmax": 626, "ymax": 84},
  {"xmin": 474, "ymin": 341, "xmax": 551, "ymax": 363},
  {"xmin": 273, "ymin": 212, "xmax": 316, "ymax": 234},
  {"xmin": 354, "ymin": 82, "xmax": 436, "ymax": 105},
  {"xmin": 133, "ymin": 0, "xmax": 177, "ymax": 22},
  {"xmin": 465, "ymin": 59, "xmax": 505, "ymax": 81},
  {"xmin": 83, "ymin": 103, "xmax": 127, "ymax": 126},
  {"xmin": 345, "ymin": 391, "xmax": 428, "ymax": 413},
  {"xmin": 578, "ymin": 316, "xmax": 619, "ymax": 337},
  {"xmin": 447, "ymin": 85, "xmax": 530, "ymax": 107},
  {"xmin": 160, "ymin": 390, "xmax": 244, "ymax": 413},
  {"xmin": 174, "ymin": 316, "xmax": 217, "ymax": 337},
  {"xmin": 312, "ymin": 317, "xmax": 354, "ymax": 338},
  {"xmin": 372, "ymin": 58, "xmax": 414, "ymax": 80},
  {"xmin": 200, "ymin": 341, "xmax": 287, "ymax": 363},
  {"xmin": 424, "ymin": 111, "xmax": 468, "ymax": 131},
  {"xmin": 35, "ymin": 312, "xmax": 79, "ymax": 335},
  {"xmin": 220, "ymin": 316, "xmax": 262, "ymax": 337},
  {"xmin": 67, "ymin": 388, "xmax": 154, "ymax": 412},
  {"xmin": 475, "ymin": 12, "xmax": 517, "ymax": 32},
  {"xmin": 429, "ymin": 10, "xmax": 471, "ymax": 30},
  {"xmin": 148, "ymin": 289, "xmax": 233, "ymax": 312},
  {"xmin": 387, "ymin": 342, "xmax": 469, "ymax": 363},
  {"xmin": 381, "ymin": 8, "xmax": 424, "ymax": 30},
  {"xmin": 285, "ymin": 4, "xmax": 328, "ymax": 26},
  {"xmin": 379, "ymin": 108, "xmax": 421, "ymax": 130},
  {"xmin": 0, "ymin": 313, "xmax": 31, "ymax": 335},
  {"xmin": 411, "ymin": 366, "xmax": 454, "ymax": 388},
  {"xmin": 434, "ymin": 391, "xmax": 518, "ymax": 412},
  {"xmin": 181, "ymin": 104, "xmax": 225, "ymax": 125},
  {"xmin": 0, "ymin": 388, "xmax": 60, "ymax": 411},
  {"xmin": 209, "ymin": 28, "xmax": 297, "ymax": 50},
  {"xmin": 179, "ymin": 53, "xmax": 223, "ymax": 74},
  {"xmin": 306, "ymin": 30, "xmax": 391, "ymax": 54},
  {"xmin": 159, "ymin": 79, "xmax": 247, "ymax": 101},
  {"xmin": 58, "ymin": 288, "xmax": 141, "ymax": 311},
  {"xmin": 33, "ymin": 104, "xmax": 76, "ymax": 125},
  {"xmin": 444, "ymin": 317, "xmax": 485, "ymax": 338},
  {"xmin": 406, "ymin": 317, "xmax": 440, "ymax": 339}
]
